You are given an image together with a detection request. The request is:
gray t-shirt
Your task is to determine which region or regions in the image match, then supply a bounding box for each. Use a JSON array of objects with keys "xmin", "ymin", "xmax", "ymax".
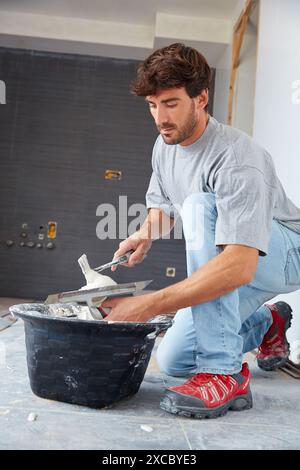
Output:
[{"xmin": 146, "ymin": 116, "xmax": 300, "ymax": 256}]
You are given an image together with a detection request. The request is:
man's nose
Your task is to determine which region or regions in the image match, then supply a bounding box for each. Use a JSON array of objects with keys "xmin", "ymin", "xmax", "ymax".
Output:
[{"xmin": 155, "ymin": 106, "xmax": 169, "ymax": 126}]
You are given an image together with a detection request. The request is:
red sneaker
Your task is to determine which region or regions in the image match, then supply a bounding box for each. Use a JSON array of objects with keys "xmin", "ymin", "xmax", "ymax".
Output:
[
  {"xmin": 160, "ymin": 363, "xmax": 252, "ymax": 419},
  {"xmin": 257, "ymin": 301, "xmax": 293, "ymax": 371}
]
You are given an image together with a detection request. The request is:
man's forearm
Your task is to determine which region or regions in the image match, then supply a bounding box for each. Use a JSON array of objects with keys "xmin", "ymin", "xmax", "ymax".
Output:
[
  {"xmin": 149, "ymin": 247, "xmax": 253, "ymax": 315},
  {"xmin": 139, "ymin": 208, "xmax": 175, "ymax": 240}
]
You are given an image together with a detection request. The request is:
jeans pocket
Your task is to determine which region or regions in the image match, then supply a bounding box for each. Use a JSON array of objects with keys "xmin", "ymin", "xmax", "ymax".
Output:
[{"xmin": 285, "ymin": 247, "xmax": 300, "ymax": 285}]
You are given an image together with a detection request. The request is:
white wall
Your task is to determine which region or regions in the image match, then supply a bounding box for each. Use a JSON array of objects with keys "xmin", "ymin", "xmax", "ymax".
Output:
[
  {"xmin": 213, "ymin": 0, "xmax": 258, "ymax": 130},
  {"xmin": 213, "ymin": 45, "xmax": 231, "ymax": 123},
  {"xmin": 232, "ymin": 4, "xmax": 258, "ymax": 135},
  {"xmin": 253, "ymin": 0, "xmax": 300, "ymax": 352}
]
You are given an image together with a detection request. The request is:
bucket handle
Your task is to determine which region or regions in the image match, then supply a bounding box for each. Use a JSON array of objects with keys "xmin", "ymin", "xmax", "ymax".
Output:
[{"xmin": 147, "ymin": 314, "xmax": 174, "ymax": 339}]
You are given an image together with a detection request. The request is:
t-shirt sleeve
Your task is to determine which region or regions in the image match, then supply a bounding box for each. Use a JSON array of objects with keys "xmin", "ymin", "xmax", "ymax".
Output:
[
  {"xmin": 214, "ymin": 165, "xmax": 276, "ymax": 256},
  {"xmin": 146, "ymin": 170, "xmax": 178, "ymax": 218},
  {"xmin": 145, "ymin": 137, "xmax": 178, "ymax": 219}
]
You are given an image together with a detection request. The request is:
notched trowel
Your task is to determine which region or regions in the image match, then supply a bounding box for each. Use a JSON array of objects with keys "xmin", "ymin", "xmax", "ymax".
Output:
[
  {"xmin": 45, "ymin": 280, "xmax": 153, "ymax": 320},
  {"xmin": 44, "ymin": 252, "xmax": 152, "ymax": 320}
]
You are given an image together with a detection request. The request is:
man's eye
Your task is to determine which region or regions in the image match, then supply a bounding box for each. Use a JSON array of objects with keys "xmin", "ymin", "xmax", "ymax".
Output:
[
  {"xmin": 148, "ymin": 104, "xmax": 156, "ymax": 109},
  {"xmin": 166, "ymin": 103, "xmax": 177, "ymax": 108}
]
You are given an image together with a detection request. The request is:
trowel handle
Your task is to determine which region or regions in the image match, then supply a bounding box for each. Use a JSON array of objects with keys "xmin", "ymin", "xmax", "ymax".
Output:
[
  {"xmin": 94, "ymin": 250, "xmax": 134, "ymax": 273},
  {"xmin": 109, "ymin": 250, "xmax": 134, "ymax": 267}
]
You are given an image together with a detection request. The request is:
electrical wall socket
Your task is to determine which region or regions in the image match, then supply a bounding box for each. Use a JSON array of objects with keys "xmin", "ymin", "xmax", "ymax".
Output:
[{"xmin": 166, "ymin": 267, "xmax": 176, "ymax": 277}]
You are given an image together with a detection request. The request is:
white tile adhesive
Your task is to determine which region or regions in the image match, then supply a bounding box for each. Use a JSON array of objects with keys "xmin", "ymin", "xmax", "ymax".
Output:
[
  {"xmin": 78, "ymin": 254, "xmax": 117, "ymax": 291},
  {"xmin": 78, "ymin": 253, "xmax": 116, "ymax": 318},
  {"xmin": 48, "ymin": 254, "xmax": 116, "ymax": 320}
]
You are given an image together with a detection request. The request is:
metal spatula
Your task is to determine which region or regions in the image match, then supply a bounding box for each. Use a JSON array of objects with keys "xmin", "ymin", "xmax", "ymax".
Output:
[{"xmin": 93, "ymin": 250, "xmax": 134, "ymax": 273}]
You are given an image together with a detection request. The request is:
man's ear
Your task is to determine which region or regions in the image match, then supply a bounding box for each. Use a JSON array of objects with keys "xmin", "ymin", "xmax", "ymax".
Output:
[{"xmin": 196, "ymin": 89, "xmax": 209, "ymax": 110}]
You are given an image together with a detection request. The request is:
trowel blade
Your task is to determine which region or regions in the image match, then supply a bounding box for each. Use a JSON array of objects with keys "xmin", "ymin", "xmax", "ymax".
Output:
[
  {"xmin": 131, "ymin": 280, "xmax": 153, "ymax": 290},
  {"xmin": 44, "ymin": 280, "xmax": 153, "ymax": 305}
]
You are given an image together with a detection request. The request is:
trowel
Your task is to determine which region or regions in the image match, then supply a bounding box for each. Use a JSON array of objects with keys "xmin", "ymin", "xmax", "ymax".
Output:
[
  {"xmin": 45, "ymin": 250, "xmax": 152, "ymax": 320},
  {"xmin": 45, "ymin": 280, "xmax": 153, "ymax": 320}
]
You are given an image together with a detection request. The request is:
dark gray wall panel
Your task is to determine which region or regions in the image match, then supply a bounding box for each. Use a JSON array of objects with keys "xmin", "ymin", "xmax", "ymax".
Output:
[{"xmin": 0, "ymin": 47, "xmax": 214, "ymax": 300}]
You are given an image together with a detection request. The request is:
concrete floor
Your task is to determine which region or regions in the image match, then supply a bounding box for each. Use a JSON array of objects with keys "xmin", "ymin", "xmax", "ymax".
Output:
[{"xmin": 0, "ymin": 312, "xmax": 300, "ymax": 450}]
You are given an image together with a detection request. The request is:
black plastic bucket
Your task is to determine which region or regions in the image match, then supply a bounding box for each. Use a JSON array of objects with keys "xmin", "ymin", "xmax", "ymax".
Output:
[{"xmin": 10, "ymin": 303, "xmax": 172, "ymax": 408}]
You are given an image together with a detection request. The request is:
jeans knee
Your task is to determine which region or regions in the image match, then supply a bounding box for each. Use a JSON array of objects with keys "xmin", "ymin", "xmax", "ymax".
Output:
[
  {"xmin": 181, "ymin": 193, "xmax": 217, "ymax": 249},
  {"xmin": 181, "ymin": 193, "xmax": 217, "ymax": 227},
  {"xmin": 182, "ymin": 192, "xmax": 216, "ymax": 211}
]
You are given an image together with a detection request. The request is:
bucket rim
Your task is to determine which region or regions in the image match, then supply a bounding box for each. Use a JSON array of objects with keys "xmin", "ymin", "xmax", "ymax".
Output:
[{"xmin": 9, "ymin": 303, "xmax": 173, "ymax": 330}]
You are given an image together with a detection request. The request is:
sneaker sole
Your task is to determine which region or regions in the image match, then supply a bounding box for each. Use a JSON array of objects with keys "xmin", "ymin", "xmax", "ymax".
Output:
[
  {"xmin": 160, "ymin": 390, "xmax": 253, "ymax": 419},
  {"xmin": 257, "ymin": 302, "xmax": 293, "ymax": 372}
]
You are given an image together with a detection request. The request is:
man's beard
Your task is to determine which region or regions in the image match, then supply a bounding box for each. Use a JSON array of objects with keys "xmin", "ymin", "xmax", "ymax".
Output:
[{"xmin": 158, "ymin": 102, "xmax": 198, "ymax": 145}]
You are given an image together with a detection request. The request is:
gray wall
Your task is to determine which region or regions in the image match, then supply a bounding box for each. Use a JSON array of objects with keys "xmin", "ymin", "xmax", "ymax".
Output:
[{"xmin": 0, "ymin": 47, "xmax": 214, "ymax": 300}]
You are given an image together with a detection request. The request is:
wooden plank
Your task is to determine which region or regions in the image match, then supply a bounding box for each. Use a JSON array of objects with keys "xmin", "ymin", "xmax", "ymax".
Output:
[
  {"xmin": 227, "ymin": 0, "xmax": 256, "ymax": 125},
  {"xmin": 279, "ymin": 360, "xmax": 300, "ymax": 379},
  {"xmin": 234, "ymin": 0, "xmax": 255, "ymax": 34}
]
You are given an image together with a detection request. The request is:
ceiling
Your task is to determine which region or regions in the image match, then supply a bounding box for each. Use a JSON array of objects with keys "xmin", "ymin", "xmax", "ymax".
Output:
[
  {"xmin": 0, "ymin": 0, "xmax": 242, "ymax": 64},
  {"xmin": 0, "ymin": 0, "xmax": 240, "ymax": 25}
]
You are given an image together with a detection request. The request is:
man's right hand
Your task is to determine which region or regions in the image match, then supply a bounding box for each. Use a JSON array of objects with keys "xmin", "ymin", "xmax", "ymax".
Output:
[{"xmin": 111, "ymin": 231, "xmax": 152, "ymax": 271}]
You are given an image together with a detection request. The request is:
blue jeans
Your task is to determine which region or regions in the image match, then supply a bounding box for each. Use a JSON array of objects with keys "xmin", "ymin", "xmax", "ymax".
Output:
[{"xmin": 157, "ymin": 193, "xmax": 300, "ymax": 375}]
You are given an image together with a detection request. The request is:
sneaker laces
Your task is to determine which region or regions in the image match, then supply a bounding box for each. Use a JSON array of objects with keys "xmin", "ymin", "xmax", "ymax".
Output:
[
  {"xmin": 186, "ymin": 372, "xmax": 232, "ymax": 388},
  {"xmin": 185, "ymin": 373, "xmax": 213, "ymax": 387}
]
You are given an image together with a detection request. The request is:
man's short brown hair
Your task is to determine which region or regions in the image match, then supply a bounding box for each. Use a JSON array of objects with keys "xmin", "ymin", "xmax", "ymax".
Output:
[{"xmin": 131, "ymin": 43, "xmax": 212, "ymax": 108}]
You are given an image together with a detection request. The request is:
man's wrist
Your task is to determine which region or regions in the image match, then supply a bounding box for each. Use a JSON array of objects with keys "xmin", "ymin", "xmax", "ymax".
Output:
[
  {"xmin": 146, "ymin": 290, "xmax": 168, "ymax": 316},
  {"xmin": 137, "ymin": 222, "xmax": 153, "ymax": 241}
]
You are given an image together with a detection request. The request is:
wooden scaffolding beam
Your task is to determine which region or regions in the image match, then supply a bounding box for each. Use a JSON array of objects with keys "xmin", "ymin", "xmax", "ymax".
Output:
[{"xmin": 227, "ymin": 0, "xmax": 256, "ymax": 125}]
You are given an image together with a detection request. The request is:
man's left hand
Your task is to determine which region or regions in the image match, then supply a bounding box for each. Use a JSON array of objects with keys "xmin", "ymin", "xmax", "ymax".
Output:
[{"xmin": 101, "ymin": 294, "xmax": 156, "ymax": 323}]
